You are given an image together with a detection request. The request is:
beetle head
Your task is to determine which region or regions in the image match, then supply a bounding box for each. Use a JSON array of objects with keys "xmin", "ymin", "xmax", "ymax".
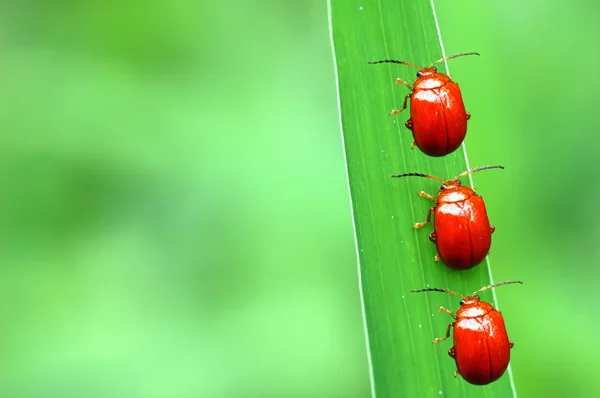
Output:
[
  {"xmin": 416, "ymin": 67, "xmax": 437, "ymax": 79},
  {"xmin": 459, "ymin": 295, "xmax": 480, "ymax": 306},
  {"xmin": 440, "ymin": 180, "xmax": 461, "ymax": 191}
]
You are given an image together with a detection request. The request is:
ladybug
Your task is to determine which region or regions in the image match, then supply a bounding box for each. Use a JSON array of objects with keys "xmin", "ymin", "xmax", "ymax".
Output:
[
  {"xmin": 390, "ymin": 165, "xmax": 503, "ymax": 270},
  {"xmin": 369, "ymin": 52, "xmax": 479, "ymax": 157},
  {"xmin": 412, "ymin": 280, "xmax": 522, "ymax": 385}
]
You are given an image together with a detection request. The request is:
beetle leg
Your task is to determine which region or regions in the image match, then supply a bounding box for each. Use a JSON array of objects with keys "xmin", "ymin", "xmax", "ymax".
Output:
[
  {"xmin": 429, "ymin": 231, "xmax": 436, "ymax": 243},
  {"xmin": 438, "ymin": 306, "xmax": 455, "ymax": 318},
  {"xmin": 413, "ymin": 206, "xmax": 433, "ymax": 229},
  {"xmin": 453, "ymin": 369, "xmax": 460, "ymax": 378},
  {"xmin": 434, "ymin": 254, "xmax": 440, "ymax": 262},
  {"xmin": 490, "ymin": 225, "xmax": 496, "ymax": 234},
  {"xmin": 448, "ymin": 347, "xmax": 456, "ymax": 358},
  {"xmin": 389, "ymin": 93, "xmax": 411, "ymax": 115},
  {"xmin": 394, "ymin": 78, "xmax": 412, "ymax": 90},
  {"xmin": 417, "ymin": 191, "xmax": 435, "ymax": 202},
  {"xmin": 509, "ymin": 340, "xmax": 514, "ymax": 349},
  {"xmin": 466, "ymin": 112, "xmax": 471, "ymax": 121},
  {"xmin": 406, "ymin": 119, "xmax": 413, "ymax": 131},
  {"xmin": 433, "ymin": 320, "xmax": 455, "ymax": 344}
]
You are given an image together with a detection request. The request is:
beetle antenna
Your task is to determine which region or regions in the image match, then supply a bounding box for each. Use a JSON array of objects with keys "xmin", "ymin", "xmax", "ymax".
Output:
[
  {"xmin": 428, "ymin": 52, "xmax": 480, "ymax": 68},
  {"xmin": 411, "ymin": 287, "xmax": 466, "ymax": 299},
  {"xmin": 367, "ymin": 59, "xmax": 423, "ymax": 70},
  {"xmin": 451, "ymin": 165, "xmax": 504, "ymax": 181},
  {"xmin": 390, "ymin": 172, "xmax": 446, "ymax": 183},
  {"xmin": 472, "ymin": 280, "xmax": 523, "ymax": 296}
]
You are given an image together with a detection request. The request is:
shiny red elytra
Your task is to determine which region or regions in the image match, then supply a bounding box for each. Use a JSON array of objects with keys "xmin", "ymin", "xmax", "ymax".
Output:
[
  {"xmin": 369, "ymin": 52, "xmax": 479, "ymax": 157},
  {"xmin": 391, "ymin": 165, "xmax": 503, "ymax": 270},
  {"xmin": 412, "ymin": 280, "xmax": 522, "ymax": 385}
]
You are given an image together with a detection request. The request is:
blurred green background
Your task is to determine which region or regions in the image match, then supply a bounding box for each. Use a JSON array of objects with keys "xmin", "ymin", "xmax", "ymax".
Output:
[{"xmin": 0, "ymin": 0, "xmax": 597, "ymax": 397}]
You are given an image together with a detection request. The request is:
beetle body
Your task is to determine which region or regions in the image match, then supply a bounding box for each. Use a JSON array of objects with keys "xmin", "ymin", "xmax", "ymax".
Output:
[
  {"xmin": 368, "ymin": 52, "xmax": 478, "ymax": 157},
  {"xmin": 391, "ymin": 165, "xmax": 502, "ymax": 270},
  {"xmin": 412, "ymin": 281, "xmax": 522, "ymax": 386},
  {"xmin": 450, "ymin": 296, "xmax": 513, "ymax": 385},
  {"xmin": 431, "ymin": 180, "xmax": 493, "ymax": 270},
  {"xmin": 408, "ymin": 69, "xmax": 469, "ymax": 157}
]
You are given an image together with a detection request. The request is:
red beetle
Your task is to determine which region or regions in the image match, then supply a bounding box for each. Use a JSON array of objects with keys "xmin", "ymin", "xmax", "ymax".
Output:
[
  {"xmin": 369, "ymin": 52, "xmax": 479, "ymax": 157},
  {"xmin": 412, "ymin": 280, "xmax": 522, "ymax": 385},
  {"xmin": 391, "ymin": 165, "xmax": 503, "ymax": 270}
]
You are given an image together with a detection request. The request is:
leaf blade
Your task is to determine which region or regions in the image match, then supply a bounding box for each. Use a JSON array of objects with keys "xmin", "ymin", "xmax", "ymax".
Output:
[{"xmin": 328, "ymin": 0, "xmax": 518, "ymax": 396}]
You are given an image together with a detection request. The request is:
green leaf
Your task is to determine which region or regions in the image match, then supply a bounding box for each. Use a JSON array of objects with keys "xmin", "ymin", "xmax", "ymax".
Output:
[{"xmin": 328, "ymin": 1, "xmax": 518, "ymax": 397}]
